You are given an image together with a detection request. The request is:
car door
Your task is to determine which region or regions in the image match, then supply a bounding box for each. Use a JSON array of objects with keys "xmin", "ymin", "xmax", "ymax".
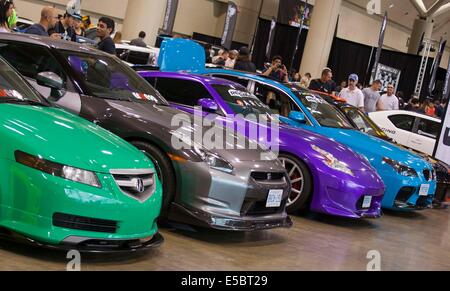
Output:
[
  {"xmin": 410, "ymin": 116, "xmax": 440, "ymax": 155},
  {"xmin": 0, "ymin": 41, "xmax": 83, "ymax": 114},
  {"xmin": 385, "ymin": 114, "xmax": 415, "ymax": 147}
]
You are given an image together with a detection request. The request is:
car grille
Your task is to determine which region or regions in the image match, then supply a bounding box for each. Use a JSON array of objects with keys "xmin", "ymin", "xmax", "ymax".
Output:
[
  {"xmin": 395, "ymin": 187, "xmax": 416, "ymax": 204},
  {"xmin": 416, "ymin": 196, "xmax": 431, "ymax": 208},
  {"xmin": 251, "ymin": 172, "xmax": 286, "ymax": 182},
  {"xmin": 110, "ymin": 169, "xmax": 156, "ymax": 202},
  {"xmin": 53, "ymin": 213, "xmax": 118, "ymax": 234}
]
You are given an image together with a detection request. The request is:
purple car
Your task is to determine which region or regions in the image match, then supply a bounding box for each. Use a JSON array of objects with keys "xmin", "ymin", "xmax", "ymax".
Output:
[{"xmin": 138, "ymin": 71, "xmax": 386, "ymax": 219}]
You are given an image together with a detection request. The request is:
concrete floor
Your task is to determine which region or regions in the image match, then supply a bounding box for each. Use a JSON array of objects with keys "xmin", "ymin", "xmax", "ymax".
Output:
[{"xmin": 1, "ymin": 207, "xmax": 450, "ymax": 271}]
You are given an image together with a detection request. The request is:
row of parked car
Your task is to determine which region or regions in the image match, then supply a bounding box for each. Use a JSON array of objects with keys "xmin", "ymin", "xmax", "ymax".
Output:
[{"xmin": 0, "ymin": 34, "xmax": 447, "ymax": 253}]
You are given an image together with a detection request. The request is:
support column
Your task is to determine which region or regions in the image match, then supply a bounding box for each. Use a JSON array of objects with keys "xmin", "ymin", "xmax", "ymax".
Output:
[
  {"xmin": 407, "ymin": 18, "xmax": 434, "ymax": 55},
  {"xmin": 122, "ymin": 0, "xmax": 167, "ymax": 46},
  {"xmin": 299, "ymin": 0, "xmax": 342, "ymax": 78}
]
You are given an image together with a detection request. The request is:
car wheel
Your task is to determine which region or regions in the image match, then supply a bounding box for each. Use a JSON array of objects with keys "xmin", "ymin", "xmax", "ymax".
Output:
[
  {"xmin": 279, "ymin": 153, "xmax": 313, "ymax": 214},
  {"xmin": 131, "ymin": 141, "xmax": 176, "ymax": 219}
]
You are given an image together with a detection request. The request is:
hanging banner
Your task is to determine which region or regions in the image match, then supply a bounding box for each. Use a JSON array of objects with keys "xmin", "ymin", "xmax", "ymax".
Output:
[
  {"xmin": 371, "ymin": 64, "xmax": 401, "ymax": 92},
  {"xmin": 277, "ymin": 0, "xmax": 313, "ymax": 29},
  {"xmin": 162, "ymin": 0, "xmax": 179, "ymax": 35},
  {"xmin": 443, "ymin": 57, "xmax": 450, "ymax": 100},
  {"xmin": 428, "ymin": 38, "xmax": 447, "ymax": 97},
  {"xmin": 265, "ymin": 17, "xmax": 277, "ymax": 60},
  {"xmin": 371, "ymin": 11, "xmax": 388, "ymax": 81},
  {"xmin": 435, "ymin": 102, "xmax": 450, "ymax": 164},
  {"xmin": 221, "ymin": 1, "xmax": 238, "ymax": 49}
]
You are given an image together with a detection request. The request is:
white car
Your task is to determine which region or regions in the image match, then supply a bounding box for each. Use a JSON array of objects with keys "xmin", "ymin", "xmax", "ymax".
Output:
[
  {"xmin": 116, "ymin": 41, "xmax": 160, "ymax": 66},
  {"xmin": 369, "ymin": 110, "xmax": 441, "ymax": 156}
]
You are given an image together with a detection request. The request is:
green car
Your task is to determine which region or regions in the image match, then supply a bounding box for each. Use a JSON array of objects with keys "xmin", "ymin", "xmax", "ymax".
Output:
[{"xmin": 0, "ymin": 58, "xmax": 163, "ymax": 252}]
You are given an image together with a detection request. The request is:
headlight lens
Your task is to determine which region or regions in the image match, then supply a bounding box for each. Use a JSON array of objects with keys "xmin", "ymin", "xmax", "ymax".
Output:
[
  {"xmin": 193, "ymin": 145, "xmax": 234, "ymax": 174},
  {"xmin": 382, "ymin": 157, "xmax": 418, "ymax": 177},
  {"xmin": 311, "ymin": 145, "xmax": 354, "ymax": 176},
  {"xmin": 15, "ymin": 151, "xmax": 101, "ymax": 188}
]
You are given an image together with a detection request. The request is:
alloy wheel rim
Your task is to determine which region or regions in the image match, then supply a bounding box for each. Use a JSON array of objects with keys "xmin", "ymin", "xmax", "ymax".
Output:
[{"xmin": 279, "ymin": 157, "xmax": 304, "ymax": 207}]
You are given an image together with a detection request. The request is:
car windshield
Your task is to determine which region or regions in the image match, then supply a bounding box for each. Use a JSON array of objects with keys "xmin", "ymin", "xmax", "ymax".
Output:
[
  {"xmin": 212, "ymin": 84, "xmax": 277, "ymax": 117},
  {"xmin": 342, "ymin": 106, "xmax": 388, "ymax": 138},
  {"xmin": 0, "ymin": 58, "xmax": 46, "ymax": 105},
  {"xmin": 60, "ymin": 50, "xmax": 168, "ymax": 105},
  {"xmin": 289, "ymin": 86, "xmax": 353, "ymax": 129}
]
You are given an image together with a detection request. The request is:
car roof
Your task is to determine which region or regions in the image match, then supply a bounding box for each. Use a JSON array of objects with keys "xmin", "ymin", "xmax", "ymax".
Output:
[
  {"xmin": 139, "ymin": 70, "xmax": 242, "ymax": 87},
  {"xmin": 205, "ymin": 68, "xmax": 285, "ymax": 86},
  {"xmin": 371, "ymin": 110, "xmax": 441, "ymax": 122},
  {"xmin": 0, "ymin": 33, "xmax": 109, "ymax": 56}
]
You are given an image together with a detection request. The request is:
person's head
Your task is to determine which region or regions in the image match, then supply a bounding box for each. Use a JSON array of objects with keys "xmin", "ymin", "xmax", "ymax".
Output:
[
  {"xmin": 74, "ymin": 17, "xmax": 82, "ymax": 30},
  {"xmin": 62, "ymin": 13, "xmax": 76, "ymax": 28},
  {"xmin": 113, "ymin": 31, "xmax": 122, "ymax": 43},
  {"xmin": 0, "ymin": 0, "xmax": 14, "ymax": 26},
  {"xmin": 372, "ymin": 79, "xmax": 382, "ymax": 91},
  {"xmin": 220, "ymin": 49, "xmax": 229, "ymax": 59},
  {"xmin": 229, "ymin": 50, "xmax": 238, "ymax": 60},
  {"xmin": 138, "ymin": 31, "xmax": 146, "ymax": 39},
  {"xmin": 411, "ymin": 98, "xmax": 420, "ymax": 108},
  {"xmin": 97, "ymin": 17, "xmax": 115, "ymax": 39},
  {"xmin": 40, "ymin": 6, "xmax": 58, "ymax": 30},
  {"xmin": 386, "ymin": 84, "xmax": 395, "ymax": 96},
  {"xmin": 348, "ymin": 74, "xmax": 359, "ymax": 89},
  {"xmin": 238, "ymin": 46, "xmax": 251, "ymax": 61},
  {"xmin": 305, "ymin": 73, "xmax": 311, "ymax": 79},
  {"xmin": 340, "ymin": 81, "xmax": 347, "ymax": 88},
  {"xmin": 321, "ymin": 68, "xmax": 332, "ymax": 82},
  {"xmin": 271, "ymin": 55, "xmax": 283, "ymax": 68},
  {"xmin": 292, "ymin": 71, "xmax": 301, "ymax": 82},
  {"xmin": 82, "ymin": 15, "xmax": 91, "ymax": 29},
  {"xmin": 58, "ymin": 14, "xmax": 63, "ymax": 21}
]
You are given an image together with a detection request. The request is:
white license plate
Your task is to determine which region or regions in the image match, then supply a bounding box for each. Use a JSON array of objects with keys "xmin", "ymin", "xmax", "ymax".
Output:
[
  {"xmin": 419, "ymin": 184, "xmax": 430, "ymax": 196},
  {"xmin": 266, "ymin": 190, "xmax": 283, "ymax": 208},
  {"xmin": 362, "ymin": 196, "xmax": 372, "ymax": 209}
]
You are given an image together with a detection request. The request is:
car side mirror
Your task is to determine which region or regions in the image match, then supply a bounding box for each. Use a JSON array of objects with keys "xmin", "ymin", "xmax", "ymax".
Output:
[
  {"xmin": 36, "ymin": 72, "xmax": 65, "ymax": 100},
  {"xmin": 289, "ymin": 111, "xmax": 306, "ymax": 124},
  {"xmin": 198, "ymin": 98, "xmax": 218, "ymax": 112}
]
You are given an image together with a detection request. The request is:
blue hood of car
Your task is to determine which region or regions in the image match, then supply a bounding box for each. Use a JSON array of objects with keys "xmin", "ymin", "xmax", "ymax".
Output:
[{"xmin": 317, "ymin": 126, "xmax": 430, "ymax": 170}]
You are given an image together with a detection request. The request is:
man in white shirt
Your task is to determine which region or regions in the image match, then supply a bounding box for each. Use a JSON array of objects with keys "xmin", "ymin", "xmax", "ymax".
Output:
[
  {"xmin": 339, "ymin": 74, "xmax": 365, "ymax": 111},
  {"xmin": 379, "ymin": 84, "xmax": 399, "ymax": 111}
]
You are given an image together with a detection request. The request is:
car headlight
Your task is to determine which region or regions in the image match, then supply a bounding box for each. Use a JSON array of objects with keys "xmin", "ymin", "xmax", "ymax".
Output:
[
  {"xmin": 311, "ymin": 145, "xmax": 354, "ymax": 176},
  {"xmin": 15, "ymin": 151, "xmax": 101, "ymax": 188},
  {"xmin": 193, "ymin": 145, "xmax": 234, "ymax": 174},
  {"xmin": 382, "ymin": 157, "xmax": 418, "ymax": 177}
]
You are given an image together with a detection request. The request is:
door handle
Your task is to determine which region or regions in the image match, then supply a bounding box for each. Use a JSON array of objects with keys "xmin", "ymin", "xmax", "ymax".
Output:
[{"xmin": 410, "ymin": 140, "xmax": 422, "ymax": 145}]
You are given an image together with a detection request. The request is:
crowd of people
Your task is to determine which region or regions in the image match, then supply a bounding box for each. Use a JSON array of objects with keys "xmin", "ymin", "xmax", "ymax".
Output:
[{"xmin": 0, "ymin": 0, "xmax": 119, "ymax": 55}]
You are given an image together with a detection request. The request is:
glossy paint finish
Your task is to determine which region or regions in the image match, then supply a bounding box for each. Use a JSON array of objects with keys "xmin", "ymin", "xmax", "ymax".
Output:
[
  {"xmin": 205, "ymin": 69, "xmax": 437, "ymax": 210},
  {"xmin": 139, "ymin": 71, "xmax": 386, "ymax": 219},
  {"xmin": 0, "ymin": 34, "xmax": 292, "ymax": 231},
  {"xmin": 0, "ymin": 104, "xmax": 163, "ymax": 249}
]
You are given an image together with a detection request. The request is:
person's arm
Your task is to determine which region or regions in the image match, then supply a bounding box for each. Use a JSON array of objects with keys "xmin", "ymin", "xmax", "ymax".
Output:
[
  {"xmin": 358, "ymin": 92, "xmax": 365, "ymax": 112},
  {"xmin": 377, "ymin": 96, "xmax": 385, "ymax": 111},
  {"xmin": 394, "ymin": 98, "xmax": 399, "ymax": 110},
  {"xmin": 262, "ymin": 65, "xmax": 275, "ymax": 77}
]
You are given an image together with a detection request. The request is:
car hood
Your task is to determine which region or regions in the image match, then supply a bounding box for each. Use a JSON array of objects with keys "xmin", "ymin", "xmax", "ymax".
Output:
[
  {"xmin": 317, "ymin": 127, "xmax": 430, "ymax": 170},
  {"xmin": 279, "ymin": 124, "xmax": 375, "ymax": 171},
  {"xmin": 0, "ymin": 104, "xmax": 152, "ymax": 173},
  {"xmin": 104, "ymin": 100, "xmax": 274, "ymax": 163}
]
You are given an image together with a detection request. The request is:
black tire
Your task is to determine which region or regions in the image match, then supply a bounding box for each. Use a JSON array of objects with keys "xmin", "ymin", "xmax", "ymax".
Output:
[
  {"xmin": 131, "ymin": 141, "xmax": 176, "ymax": 219},
  {"xmin": 278, "ymin": 153, "xmax": 313, "ymax": 214}
]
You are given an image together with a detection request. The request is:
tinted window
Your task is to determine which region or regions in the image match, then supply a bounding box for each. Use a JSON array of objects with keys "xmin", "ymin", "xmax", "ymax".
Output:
[
  {"xmin": 417, "ymin": 118, "xmax": 440, "ymax": 139},
  {"xmin": 289, "ymin": 85, "xmax": 353, "ymax": 129},
  {"xmin": 388, "ymin": 115, "xmax": 415, "ymax": 132},
  {"xmin": 253, "ymin": 82, "xmax": 299, "ymax": 117},
  {"xmin": 154, "ymin": 78, "xmax": 213, "ymax": 106},
  {"xmin": 60, "ymin": 50, "xmax": 167, "ymax": 104},
  {"xmin": 342, "ymin": 106, "xmax": 388, "ymax": 138},
  {"xmin": 210, "ymin": 74, "xmax": 249, "ymax": 88},
  {"xmin": 0, "ymin": 42, "xmax": 67, "ymax": 85},
  {"xmin": 0, "ymin": 57, "xmax": 45, "ymax": 103},
  {"xmin": 212, "ymin": 84, "xmax": 274, "ymax": 116}
]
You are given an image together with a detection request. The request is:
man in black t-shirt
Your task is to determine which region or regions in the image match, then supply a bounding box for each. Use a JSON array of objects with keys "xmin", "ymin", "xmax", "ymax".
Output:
[
  {"xmin": 309, "ymin": 68, "xmax": 337, "ymax": 94},
  {"xmin": 96, "ymin": 17, "xmax": 116, "ymax": 55}
]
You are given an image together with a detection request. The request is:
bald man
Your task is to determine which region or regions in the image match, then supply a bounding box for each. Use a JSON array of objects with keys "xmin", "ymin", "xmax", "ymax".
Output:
[{"xmin": 25, "ymin": 6, "xmax": 59, "ymax": 36}]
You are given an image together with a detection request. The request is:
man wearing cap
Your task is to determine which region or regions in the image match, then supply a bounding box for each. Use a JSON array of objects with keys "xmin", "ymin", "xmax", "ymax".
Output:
[
  {"xmin": 339, "ymin": 74, "xmax": 365, "ymax": 111},
  {"xmin": 48, "ymin": 0, "xmax": 81, "ymax": 42},
  {"xmin": 379, "ymin": 84, "xmax": 399, "ymax": 111}
]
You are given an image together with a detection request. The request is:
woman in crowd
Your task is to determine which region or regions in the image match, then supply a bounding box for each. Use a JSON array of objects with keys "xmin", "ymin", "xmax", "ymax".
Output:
[
  {"xmin": 0, "ymin": 0, "xmax": 14, "ymax": 33},
  {"xmin": 113, "ymin": 31, "xmax": 122, "ymax": 44}
]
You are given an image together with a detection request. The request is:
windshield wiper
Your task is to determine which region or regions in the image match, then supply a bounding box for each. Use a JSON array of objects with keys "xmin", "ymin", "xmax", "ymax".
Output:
[{"xmin": 0, "ymin": 97, "xmax": 48, "ymax": 107}]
